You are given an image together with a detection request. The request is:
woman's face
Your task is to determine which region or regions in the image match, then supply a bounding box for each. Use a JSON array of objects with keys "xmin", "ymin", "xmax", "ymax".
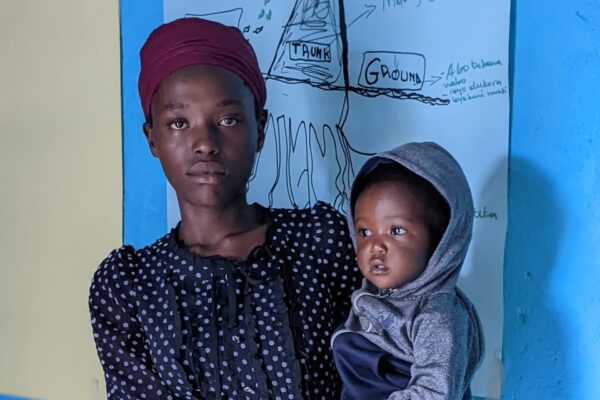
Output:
[{"xmin": 144, "ymin": 65, "xmax": 266, "ymax": 209}]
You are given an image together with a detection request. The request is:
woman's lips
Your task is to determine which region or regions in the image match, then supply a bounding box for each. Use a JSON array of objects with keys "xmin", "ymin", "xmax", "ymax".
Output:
[{"xmin": 186, "ymin": 161, "xmax": 226, "ymax": 184}]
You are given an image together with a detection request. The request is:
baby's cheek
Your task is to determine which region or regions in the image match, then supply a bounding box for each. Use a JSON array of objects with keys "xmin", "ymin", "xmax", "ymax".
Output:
[{"xmin": 355, "ymin": 246, "xmax": 370, "ymax": 271}]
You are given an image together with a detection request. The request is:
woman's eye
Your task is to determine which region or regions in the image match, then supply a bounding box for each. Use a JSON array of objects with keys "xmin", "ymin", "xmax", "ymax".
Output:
[
  {"xmin": 169, "ymin": 119, "xmax": 188, "ymax": 130},
  {"xmin": 357, "ymin": 228, "xmax": 371, "ymax": 237},
  {"xmin": 219, "ymin": 117, "xmax": 239, "ymax": 127},
  {"xmin": 391, "ymin": 226, "xmax": 406, "ymax": 236}
]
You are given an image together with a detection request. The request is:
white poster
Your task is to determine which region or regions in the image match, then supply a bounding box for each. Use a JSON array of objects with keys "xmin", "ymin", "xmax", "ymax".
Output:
[{"xmin": 164, "ymin": 1, "xmax": 509, "ymax": 398}]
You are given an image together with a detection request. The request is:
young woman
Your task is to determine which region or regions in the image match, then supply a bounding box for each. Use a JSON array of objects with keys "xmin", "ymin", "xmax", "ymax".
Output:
[{"xmin": 89, "ymin": 17, "xmax": 360, "ymax": 400}]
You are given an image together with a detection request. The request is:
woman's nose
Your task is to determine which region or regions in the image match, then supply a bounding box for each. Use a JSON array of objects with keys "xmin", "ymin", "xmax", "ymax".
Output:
[{"xmin": 191, "ymin": 123, "xmax": 220, "ymax": 155}]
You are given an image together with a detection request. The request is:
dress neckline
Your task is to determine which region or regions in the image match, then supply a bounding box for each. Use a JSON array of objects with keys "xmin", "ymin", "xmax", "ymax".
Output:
[{"xmin": 166, "ymin": 203, "xmax": 275, "ymax": 264}]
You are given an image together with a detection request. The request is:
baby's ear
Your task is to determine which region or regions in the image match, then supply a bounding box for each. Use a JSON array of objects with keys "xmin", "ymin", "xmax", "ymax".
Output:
[
  {"xmin": 143, "ymin": 122, "xmax": 159, "ymax": 157},
  {"xmin": 256, "ymin": 109, "xmax": 268, "ymax": 152}
]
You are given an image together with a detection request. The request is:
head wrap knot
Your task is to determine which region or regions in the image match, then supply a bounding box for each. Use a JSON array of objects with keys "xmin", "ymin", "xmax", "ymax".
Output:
[{"xmin": 138, "ymin": 17, "xmax": 266, "ymax": 120}]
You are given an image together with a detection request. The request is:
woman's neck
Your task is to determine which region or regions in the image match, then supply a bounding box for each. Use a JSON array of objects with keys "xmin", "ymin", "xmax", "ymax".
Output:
[{"xmin": 176, "ymin": 198, "xmax": 267, "ymax": 259}]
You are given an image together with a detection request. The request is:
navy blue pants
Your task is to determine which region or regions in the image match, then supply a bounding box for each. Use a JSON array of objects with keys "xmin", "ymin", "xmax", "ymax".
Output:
[{"xmin": 333, "ymin": 332, "xmax": 471, "ymax": 400}]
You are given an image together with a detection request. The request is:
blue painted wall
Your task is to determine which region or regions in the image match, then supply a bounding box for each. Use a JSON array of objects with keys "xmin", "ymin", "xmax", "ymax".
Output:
[
  {"xmin": 503, "ymin": 1, "xmax": 600, "ymax": 399},
  {"xmin": 121, "ymin": 1, "xmax": 166, "ymax": 247},
  {"xmin": 117, "ymin": 1, "xmax": 600, "ymax": 399}
]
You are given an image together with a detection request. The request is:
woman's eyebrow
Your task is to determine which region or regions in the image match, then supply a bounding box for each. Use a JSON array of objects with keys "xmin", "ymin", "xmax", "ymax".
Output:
[
  {"xmin": 164, "ymin": 101, "xmax": 187, "ymax": 110},
  {"xmin": 218, "ymin": 99, "xmax": 243, "ymax": 107}
]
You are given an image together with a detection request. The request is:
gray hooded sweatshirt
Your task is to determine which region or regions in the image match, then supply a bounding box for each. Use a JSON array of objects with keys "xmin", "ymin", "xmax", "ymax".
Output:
[{"xmin": 331, "ymin": 142, "xmax": 484, "ymax": 400}]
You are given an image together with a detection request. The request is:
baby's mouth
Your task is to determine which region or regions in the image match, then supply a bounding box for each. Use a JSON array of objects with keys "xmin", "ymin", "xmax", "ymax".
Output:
[{"xmin": 369, "ymin": 259, "xmax": 389, "ymax": 275}]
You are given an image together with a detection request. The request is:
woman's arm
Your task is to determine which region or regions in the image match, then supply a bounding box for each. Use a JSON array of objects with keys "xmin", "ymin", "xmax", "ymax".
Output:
[
  {"xmin": 312, "ymin": 202, "xmax": 362, "ymax": 325},
  {"xmin": 89, "ymin": 248, "xmax": 180, "ymax": 400}
]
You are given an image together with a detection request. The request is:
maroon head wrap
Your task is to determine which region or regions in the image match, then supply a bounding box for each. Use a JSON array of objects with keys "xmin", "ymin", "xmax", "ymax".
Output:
[{"xmin": 138, "ymin": 17, "xmax": 266, "ymax": 121}]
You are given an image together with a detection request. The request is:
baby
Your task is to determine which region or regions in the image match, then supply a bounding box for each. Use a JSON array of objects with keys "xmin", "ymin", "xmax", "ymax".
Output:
[{"xmin": 332, "ymin": 142, "xmax": 484, "ymax": 400}]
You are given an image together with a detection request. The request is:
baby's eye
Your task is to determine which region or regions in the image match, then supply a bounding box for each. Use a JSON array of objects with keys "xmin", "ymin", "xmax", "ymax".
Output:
[
  {"xmin": 391, "ymin": 226, "xmax": 406, "ymax": 236},
  {"xmin": 357, "ymin": 228, "xmax": 371, "ymax": 237},
  {"xmin": 169, "ymin": 119, "xmax": 188, "ymax": 130},
  {"xmin": 219, "ymin": 116, "xmax": 239, "ymax": 127}
]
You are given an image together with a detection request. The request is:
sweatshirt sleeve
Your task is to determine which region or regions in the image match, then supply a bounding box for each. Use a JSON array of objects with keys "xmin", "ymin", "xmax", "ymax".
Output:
[
  {"xmin": 89, "ymin": 247, "xmax": 177, "ymax": 400},
  {"xmin": 387, "ymin": 294, "xmax": 476, "ymax": 400}
]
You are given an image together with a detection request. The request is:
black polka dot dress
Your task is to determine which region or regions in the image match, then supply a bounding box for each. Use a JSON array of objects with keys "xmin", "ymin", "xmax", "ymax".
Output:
[{"xmin": 89, "ymin": 202, "xmax": 361, "ymax": 400}]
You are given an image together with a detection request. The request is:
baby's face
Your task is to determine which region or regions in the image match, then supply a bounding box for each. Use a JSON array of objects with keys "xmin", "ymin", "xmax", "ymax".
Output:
[{"xmin": 353, "ymin": 180, "xmax": 432, "ymax": 290}]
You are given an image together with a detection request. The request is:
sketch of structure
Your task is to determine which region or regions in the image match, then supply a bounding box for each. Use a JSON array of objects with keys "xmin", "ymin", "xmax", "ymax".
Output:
[
  {"xmin": 189, "ymin": 0, "xmax": 449, "ymax": 210},
  {"xmin": 266, "ymin": 0, "xmax": 447, "ymax": 104},
  {"xmin": 166, "ymin": 3, "xmax": 510, "ymax": 397}
]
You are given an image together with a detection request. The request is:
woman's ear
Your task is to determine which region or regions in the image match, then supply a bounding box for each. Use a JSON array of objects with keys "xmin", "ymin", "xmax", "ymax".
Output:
[
  {"xmin": 143, "ymin": 122, "xmax": 159, "ymax": 157},
  {"xmin": 256, "ymin": 109, "xmax": 268, "ymax": 152}
]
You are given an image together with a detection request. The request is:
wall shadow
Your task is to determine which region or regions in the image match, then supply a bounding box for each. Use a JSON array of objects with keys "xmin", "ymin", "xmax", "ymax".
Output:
[{"xmin": 502, "ymin": 157, "xmax": 570, "ymax": 399}]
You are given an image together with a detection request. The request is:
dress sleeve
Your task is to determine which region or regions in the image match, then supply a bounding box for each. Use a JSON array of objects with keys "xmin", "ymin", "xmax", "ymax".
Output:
[
  {"xmin": 89, "ymin": 247, "xmax": 175, "ymax": 400},
  {"xmin": 387, "ymin": 295, "xmax": 476, "ymax": 400},
  {"xmin": 311, "ymin": 201, "xmax": 362, "ymax": 325}
]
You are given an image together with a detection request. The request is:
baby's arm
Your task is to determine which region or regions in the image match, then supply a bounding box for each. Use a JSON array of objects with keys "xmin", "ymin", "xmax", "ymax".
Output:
[{"xmin": 388, "ymin": 295, "xmax": 477, "ymax": 400}]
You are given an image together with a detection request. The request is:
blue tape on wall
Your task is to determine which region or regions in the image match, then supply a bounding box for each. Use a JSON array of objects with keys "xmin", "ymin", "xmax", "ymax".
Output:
[{"xmin": 120, "ymin": 0, "xmax": 165, "ymax": 247}]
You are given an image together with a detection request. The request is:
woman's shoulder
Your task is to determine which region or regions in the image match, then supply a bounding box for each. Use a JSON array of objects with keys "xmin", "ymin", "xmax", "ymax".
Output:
[
  {"xmin": 93, "ymin": 245, "xmax": 137, "ymax": 279},
  {"xmin": 89, "ymin": 245, "xmax": 138, "ymax": 307},
  {"xmin": 267, "ymin": 201, "xmax": 355, "ymax": 263},
  {"xmin": 269, "ymin": 201, "xmax": 348, "ymax": 227},
  {"xmin": 266, "ymin": 201, "xmax": 352, "ymax": 247},
  {"xmin": 91, "ymin": 232, "xmax": 174, "ymax": 287}
]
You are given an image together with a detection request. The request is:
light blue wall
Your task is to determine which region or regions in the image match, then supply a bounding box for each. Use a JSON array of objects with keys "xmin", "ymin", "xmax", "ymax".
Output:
[{"xmin": 503, "ymin": 1, "xmax": 600, "ymax": 399}]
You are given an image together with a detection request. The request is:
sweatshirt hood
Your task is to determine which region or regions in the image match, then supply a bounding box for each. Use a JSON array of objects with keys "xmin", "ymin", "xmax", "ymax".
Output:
[{"xmin": 348, "ymin": 142, "xmax": 474, "ymax": 298}]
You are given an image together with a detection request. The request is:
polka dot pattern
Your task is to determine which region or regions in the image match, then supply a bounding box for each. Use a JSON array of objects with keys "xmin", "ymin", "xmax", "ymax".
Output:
[{"xmin": 89, "ymin": 202, "xmax": 361, "ymax": 399}]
